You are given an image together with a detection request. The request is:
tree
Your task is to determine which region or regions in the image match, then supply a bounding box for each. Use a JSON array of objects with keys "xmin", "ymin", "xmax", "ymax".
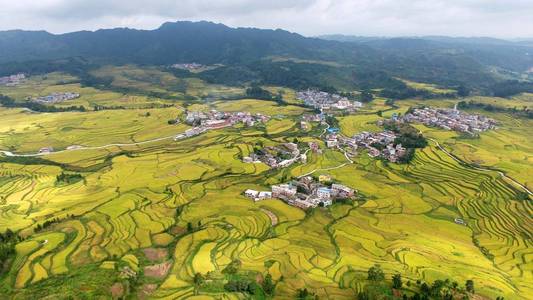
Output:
[
  {"xmin": 516, "ymin": 192, "xmax": 530, "ymax": 201},
  {"xmin": 262, "ymin": 274, "xmax": 275, "ymax": 295},
  {"xmin": 193, "ymin": 272, "xmax": 204, "ymax": 295},
  {"xmin": 357, "ymin": 292, "xmax": 369, "ymax": 300},
  {"xmin": 297, "ymin": 288, "xmax": 310, "ymax": 299},
  {"xmin": 187, "ymin": 222, "xmax": 193, "ymax": 232},
  {"xmin": 222, "ymin": 259, "xmax": 241, "ymax": 275},
  {"xmin": 246, "ymin": 86, "xmax": 273, "ymax": 100},
  {"xmin": 465, "ymin": 280, "xmax": 475, "ymax": 293},
  {"xmin": 420, "ymin": 282, "xmax": 430, "ymax": 295},
  {"xmin": 367, "ymin": 264, "xmax": 385, "ymax": 281},
  {"xmin": 224, "ymin": 279, "xmax": 251, "ymax": 293},
  {"xmin": 360, "ymin": 90, "xmax": 374, "ymax": 103},
  {"xmin": 275, "ymin": 91, "xmax": 284, "ymax": 104},
  {"xmin": 457, "ymin": 85, "xmax": 470, "ymax": 97},
  {"xmin": 392, "ymin": 273, "xmax": 403, "ymax": 289}
]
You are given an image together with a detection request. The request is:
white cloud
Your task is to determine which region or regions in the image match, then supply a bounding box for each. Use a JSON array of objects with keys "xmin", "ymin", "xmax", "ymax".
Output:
[{"xmin": 0, "ymin": 0, "xmax": 531, "ymax": 38}]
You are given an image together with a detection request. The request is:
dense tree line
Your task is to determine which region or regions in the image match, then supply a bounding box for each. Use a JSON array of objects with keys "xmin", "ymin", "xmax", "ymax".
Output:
[
  {"xmin": 457, "ymin": 100, "xmax": 532, "ymax": 118},
  {"xmin": 490, "ymin": 80, "xmax": 533, "ymax": 98},
  {"xmin": 357, "ymin": 264, "xmax": 493, "ymax": 300},
  {"xmin": 380, "ymin": 84, "xmax": 457, "ymax": 100}
]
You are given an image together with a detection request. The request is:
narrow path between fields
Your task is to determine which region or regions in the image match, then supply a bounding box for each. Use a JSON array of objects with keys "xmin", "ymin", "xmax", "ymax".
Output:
[
  {"xmin": 429, "ymin": 138, "xmax": 532, "ymax": 195},
  {"xmin": 0, "ymin": 131, "xmax": 189, "ymax": 157},
  {"xmin": 298, "ymin": 122, "xmax": 353, "ymax": 178},
  {"xmin": 260, "ymin": 208, "xmax": 278, "ymax": 226}
]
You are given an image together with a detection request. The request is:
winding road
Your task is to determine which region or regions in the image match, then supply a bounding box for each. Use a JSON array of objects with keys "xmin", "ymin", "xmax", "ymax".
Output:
[{"xmin": 298, "ymin": 122, "xmax": 354, "ymax": 178}]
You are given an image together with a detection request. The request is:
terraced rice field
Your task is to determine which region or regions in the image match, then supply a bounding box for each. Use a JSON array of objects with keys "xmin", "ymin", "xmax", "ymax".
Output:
[{"xmin": 0, "ymin": 91, "xmax": 531, "ymax": 299}]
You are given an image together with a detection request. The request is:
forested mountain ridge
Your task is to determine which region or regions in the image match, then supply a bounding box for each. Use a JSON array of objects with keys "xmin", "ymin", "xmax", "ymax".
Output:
[{"xmin": 1, "ymin": 21, "xmax": 532, "ymax": 95}]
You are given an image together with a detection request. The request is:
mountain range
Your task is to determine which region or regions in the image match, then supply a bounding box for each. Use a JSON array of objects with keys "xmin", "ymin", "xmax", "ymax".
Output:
[{"xmin": 1, "ymin": 21, "xmax": 532, "ymax": 94}]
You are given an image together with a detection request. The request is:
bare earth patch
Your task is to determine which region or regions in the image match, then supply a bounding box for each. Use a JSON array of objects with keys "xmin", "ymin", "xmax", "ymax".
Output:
[
  {"xmin": 143, "ymin": 248, "xmax": 168, "ymax": 262},
  {"xmin": 138, "ymin": 283, "xmax": 158, "ymax": 300},
  {"xmin": 169, "ymin": 225, "xmax": 186, "ymax": 235},
  {"xmin": 144, "ymin": 260, "xmax": 172, "ymax": 279},
  {"xmin": 260, "ymin": 208, "xmax": 278, "ymax": 226},
  {"xmin": 110, "ymin": 282, "xmax": 124, "ymax": 299}
]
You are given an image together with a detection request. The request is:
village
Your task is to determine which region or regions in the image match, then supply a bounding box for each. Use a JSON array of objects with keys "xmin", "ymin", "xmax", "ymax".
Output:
[
  {"xmin": 171, "ymin": 62, "xmax": 204, "ymax": 71},
  {"xmin": 321, "ymin": 127, "xmax": 408, "ymax": 163},
  {"xmin": 31, "ymin": 92, "xmax": 80, "ymax": 104},
  {"xmin": 244, "ymin": 174, "xmax": 356, "ymax": 209},
  {"xmin": 174, "ymin": 109, "xmax": 270, "ymax": 140},
  {"xmin": 0, "ymin": 73, "xmax": 25, "ymax": 86},
  {"xmin": 242, "ymin": 142, "xmax": 305, "ymax": 168},
  {"xmin": 296, "ymin": 89, "xmax": 363, "ymax": 112},
  {"xmin": 400, "ymin": 107, "xmax": 496, "ymax": 133}
]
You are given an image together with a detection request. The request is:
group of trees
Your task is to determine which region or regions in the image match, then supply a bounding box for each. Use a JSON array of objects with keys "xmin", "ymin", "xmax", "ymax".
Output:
[
  {"xmin": 0, "ymin": 229, "xmax": 20, "ymax": 272},
  {"xmin": 0, "ymin": 94, "xmax": 86, "ymax": 113},
  {"xmin": 186, "ymin": 220, "xmax": 202, "ymax": 233},
  {"xmin": 296, "ymin": 288, "xmax": 318, "ymax": 299},
  {"xmin": 361, "ymin": 264, "xmax": 485, "ymax": 300},
  {"xmin": 244, "ymin": 85, "xmax": 285, "ymax": 104},
  {"xmin": 381, "ymin": 121, "xmax": 428, "ymax": 163},
  {"xmin": 490, "ymin": 80, "xmax": 533, "ymax": 98},
  {"xmin": 56, "ymin": 172, "xmax": 84, "ymax": 184},
  {"xmin": 192, "ymin": 259, "xmax": 276, "ymax": 297},
  {"xmin": 457, "ymin": 100, "xmax": 532, "ymax": 119},
  {"xmin": 379, "ymin": 82, "xmax": 457, "ymax": 100},
  {"xmin": 245, "ymin": 86, "xmax": 274, "ymax": 100}
]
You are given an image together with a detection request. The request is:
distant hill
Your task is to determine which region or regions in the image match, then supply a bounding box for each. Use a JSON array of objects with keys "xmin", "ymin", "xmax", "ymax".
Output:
[
  {"xmin": 319, "ymin": 34, "xmax": 533, "ymax": 73},
  {"xmin": 1, "ymin": 21, "xmax": 532, "ymax": 93}
]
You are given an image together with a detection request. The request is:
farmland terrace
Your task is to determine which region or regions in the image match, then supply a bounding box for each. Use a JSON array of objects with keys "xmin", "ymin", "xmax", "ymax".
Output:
[{"xmin": 0, "ymin": 70, "xmax": 531, "ymax": 300}]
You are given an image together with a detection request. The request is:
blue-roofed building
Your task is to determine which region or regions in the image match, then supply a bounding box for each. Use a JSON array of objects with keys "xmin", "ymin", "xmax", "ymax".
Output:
[{"xmin": 327, "ymin": 127, "xmax": 340, "ymax": 134}]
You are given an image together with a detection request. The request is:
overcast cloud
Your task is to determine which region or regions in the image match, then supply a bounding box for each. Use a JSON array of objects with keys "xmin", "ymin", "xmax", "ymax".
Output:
[{"xmin": 0, "ymin": 0, "xmax": 532, "ymax": 38}]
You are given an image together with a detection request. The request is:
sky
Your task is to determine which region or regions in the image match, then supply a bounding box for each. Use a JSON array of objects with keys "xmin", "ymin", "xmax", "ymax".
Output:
[{"xmin": 1, "ymin": 0, "xmax": 532, "ymax": 38}]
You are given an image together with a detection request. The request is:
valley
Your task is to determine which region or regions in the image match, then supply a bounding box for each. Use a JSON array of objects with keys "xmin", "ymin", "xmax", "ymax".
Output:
[{"xmin": 0, "ymin": 65, "xmax": 531, "ymax": 299}]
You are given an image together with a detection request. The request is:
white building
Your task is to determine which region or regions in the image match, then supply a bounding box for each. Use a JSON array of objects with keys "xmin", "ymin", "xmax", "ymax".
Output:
[
  {"xmin": 257, "ymin": 191, "xmax": 272, "ymax": 200},
  {"xmin": 317, "ymin": 187, "xmax": 332, "ymax": 200},
  {"xmin": 272, "ymin": 184, "xmax": 297, "ymax": 198},
  {"xmin": 326, "ymin": 139, "xmax": 338, "ymax": 148},
  {"xmin": 244, "ymin": 189, "xmax": 259, "ymax": 199}
]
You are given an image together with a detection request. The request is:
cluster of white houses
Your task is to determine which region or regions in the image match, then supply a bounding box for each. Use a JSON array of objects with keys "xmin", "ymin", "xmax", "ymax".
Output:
[
  {"xmin": 351, "ymin": 131, "xmax": 407, "ymax": 162},
  {"xmin": 245, "ymin": 175, "xmax": 356, "ymax": 209},
  {"xmin": 400, "ymin": 107, "xmax": 496, "ymax": 133},
  {"xmin": 32, "ymin": 92, "xmax": 80, "ymax": 104},
  {"xmin": 324, "ymin": 129, "xmax": 407, "ymax": 163},
  {"xmin": 297, "ymin": 90, "xmax": 363, "ymax": 112},
  {"xmin": 171, "ymin": 63, "xmax": 204, "ymax": 71},
  {"xmin": 185, "ymin": 110, "xmax": 269, "ymax": 128},
  {"xmin": 242, "ymin": 142, "xmax": 306, "ymax": 168},
  {"xmin": 0, "ymin": 73, "xmax": 25, "ymax": 86},
  {"xmin": 175, "ymin": 110, "xmax": 270, "ymax": 140}
]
